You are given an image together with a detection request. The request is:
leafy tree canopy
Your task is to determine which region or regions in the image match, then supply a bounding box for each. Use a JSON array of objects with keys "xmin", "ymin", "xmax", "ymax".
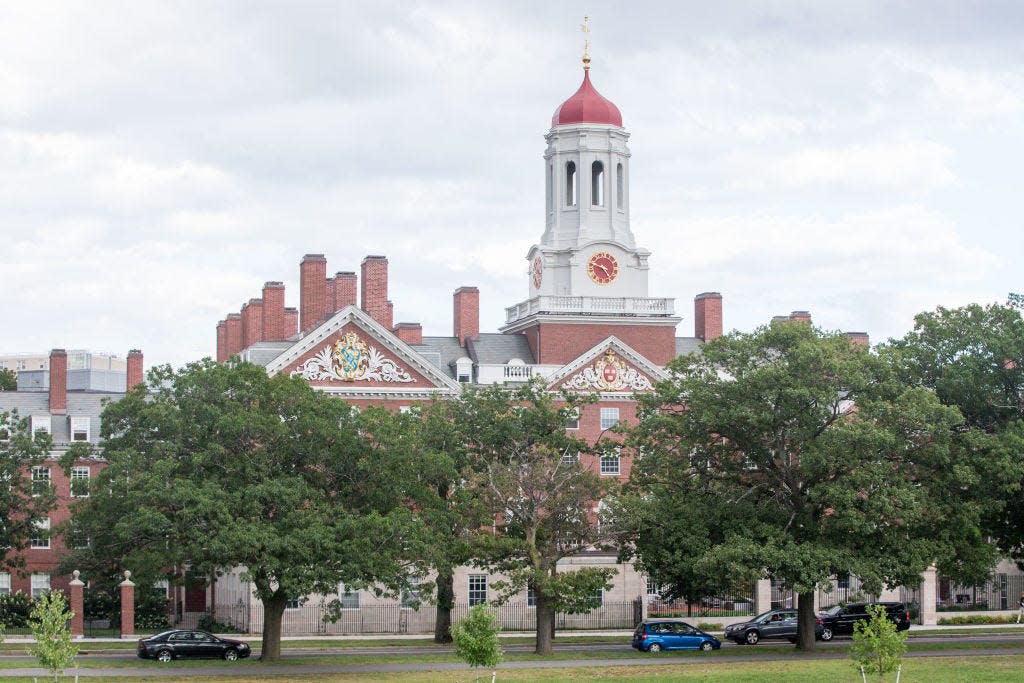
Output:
[
  {"xmin": 0, "ymin": 410, "xmax": 56, "ymax": 571},
  {"xmin": 0, "ymin": 367, "xmax": 16, "ymax": 391}
]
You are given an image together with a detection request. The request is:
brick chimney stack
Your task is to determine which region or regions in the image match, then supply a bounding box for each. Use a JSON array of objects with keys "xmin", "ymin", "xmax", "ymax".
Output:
[
  {"xmin": 216, "ymin": 321, "xmax": 227, "ymax": 362},
  {"xmin": 284, "ymin": 307, "xmax": 299, "ymax": 338},
  {"xmin": 49, "ymin": 349, "xmax": 67, "ymax": 415},
  {"xmin": 126, "ymin": 349, "xmax": 144, "ymax": 390},
  {"xmin": 300, "ymin": 254, "xmax": 328, "ymax": 333},
  {"xmin": 453, "ymin": 286, "xmax": 480, "ymax": 347},
  {"xmin": 225, "ymin": 313, "xmax": 243, "ymax": 358},
  {"xmin": 335, "ymin": 272, "xmax": 357, "ymax": 311},
  {"xmin": 694, "ymin": 292, "xmax": 723, "ymax": 341},
  {"xmin": 847, "ymin": 332, "xmax": 870, "ymax": 347},
  {"xmin": 790, "ymin": 311, "xmax": 812, "ymax": 324},
  {"xmin": 241, "ymin": 298, "xmax": 264, "ymax": 348},
  {"xmin": 361, "ymin": 256, "xmax": 392, "ymax": 328},
  {"xmin": 394, "ymin": 322, "xmax": 423, "ymax": 345},
  {"xmin": 262, "ymin": 282, "xmax": 286, "ymax": 342}
]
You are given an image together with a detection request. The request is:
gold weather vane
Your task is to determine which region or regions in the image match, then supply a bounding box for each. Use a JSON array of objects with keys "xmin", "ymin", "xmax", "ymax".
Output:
[{"xmin": 581, "ymin": 15, "xmax": 591, "ymax": 70}]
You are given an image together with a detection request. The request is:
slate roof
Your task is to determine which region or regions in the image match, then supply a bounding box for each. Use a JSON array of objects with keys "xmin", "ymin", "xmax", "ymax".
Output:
[
  {"xmin": 0, "ymin": 391, "xmax": 123, "ymax": 446},
  {"xmin": 675, "ymin": 337, "xmax": 703, "ymax": 358},
  {"xmin": 411, "ymin": 337, "xmax": 467, "ymax": 380},
  {"xmin": 466, "ymin": 334, "xmax": 535, "ymax": 365}
]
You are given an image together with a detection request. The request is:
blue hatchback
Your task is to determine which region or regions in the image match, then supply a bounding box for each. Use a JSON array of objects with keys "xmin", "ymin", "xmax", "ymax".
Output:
[{"xmin": 632, "ymin": 619, "xmax": 721, "ymax": 652}]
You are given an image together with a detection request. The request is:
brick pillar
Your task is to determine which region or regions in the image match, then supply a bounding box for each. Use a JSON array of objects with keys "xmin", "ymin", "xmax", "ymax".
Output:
[
  {"xmin": 241, "ymin": 298, "xmax": 264, "ymax": 348},
  {"xmin": 453, "ymin": 287, "xmax": 480, "ymax": 347},
  {"xmin": 284, "ymin": 308, "xmax": 299, "ymax": 338},
  {"xmin": 361, "ymin": 256, "xmax": 391, "ymax": 328},
  {"xmin": 300, "ymin": 254, "xmax": 328, "ymax": 333},
  {"xmin": 69, "ymin": 570, "xmax": 85, "ymax": 638},
  {"xmin": 335, "ymin": 272, "xmax": 357, "ymax": 310},
  {"xmin": 225, "ymin": 314, "xmax": 243, "ymax": 358},
  {"xmin": 790, "ymin": 310, "xmax": 812, "ymax": 324},
  {"xmin": 216, "ymin": 321, "xmax": 227, "ymax": 362},
  {"xmin": 126, "ymin": 350, "xmax": 144, "ymax": 390},
  {"xmin": 394, "ymin": 322, "xmax": 423, "ymax": 345},
  {"xmin": 847, "ymin": 331, "xmax": 870, "ymax": 347},
  {"xmin": 694, "ymin": 292, "xmax": 723, "ymax": 341},
  {"xmin": 262, "ymin": 282, "xmax": 286, "ymax": 342},
  {"xmin": 920, "ymin": 564, "xmax": 937, "ymax": 625},
  {"xmin": 49, "ymin": 349, "xmax": 67, "ymax": 415},
  {"xmin": 120, "ymin": 570, "xmax": 136, "ymax": 638}
]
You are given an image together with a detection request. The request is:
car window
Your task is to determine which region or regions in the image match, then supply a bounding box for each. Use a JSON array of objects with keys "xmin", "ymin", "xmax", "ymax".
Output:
[
  {"xmin": 194, "ymin": 633, "xmax": 213, "ymax": 642},
  {"xmin": 673, "ymin": 623, "xmax": 695, "ymax": 634},
  {"xmin": 781, "ymin": 612, "xmax": 796, "ymax": 621},
  {"xmin": 169, "ymin": 632, "xmax": 189, "ymax": 642}
]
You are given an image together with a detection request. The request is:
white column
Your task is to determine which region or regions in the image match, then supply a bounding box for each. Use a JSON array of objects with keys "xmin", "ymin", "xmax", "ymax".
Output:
[
  {"xmin": 920, "ymin": 565, "xmax": 938, "ymax": 626},
  {"xmin": 754, "ymin": 579, "xmax": 772, "ymax": 614}
]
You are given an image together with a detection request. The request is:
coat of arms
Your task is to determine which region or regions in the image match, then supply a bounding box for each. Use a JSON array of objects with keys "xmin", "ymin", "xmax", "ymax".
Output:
[
  {"xmin": 291, "ymin": 331, "xmax": 414, "ymax": 383},
  {"xmin": 566, "ymin": 349, "xmax": 654, "ymax": 392}
]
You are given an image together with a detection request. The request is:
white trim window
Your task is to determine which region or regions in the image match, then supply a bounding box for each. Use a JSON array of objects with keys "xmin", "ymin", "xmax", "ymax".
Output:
[
  {"xmin": 31, "ymin": 573, "xmax": 50, "ymax": 598},
  {"xmin": 599, "ymin": 408, "xmax": 619, "ymax": 430},
  {"xmin": 31, "ymin": 518, "xmax": 51, "ymax": 549},
  {"xmin": 468, "ymin": 575, "xmax": 488, "ymax": 606},
  {"xmin": 339, "ymin": 583, "xmax": 359, "ymax": 609},
  {"xmin": 285, "ymin": 597, "xmax": 301, "ymax": 610},
  {"xmin": 31, "ymin": 467, "xmax": 51, "ymax": 496},
  {"xmin": 70, "ymin": 416, "xmax": 90, "ymax": 442},
  {"xmin": 565, "ymin": 408, "xmax": 580, "ymax": 430},
  {"xmin": 0, "ymin": 572, "xmax": 10, "ymax": 595},
  {"xmin": 527, "ymin": 585, "xmax": 536, "ymax": 608},
  {"xmin": 600, "ymin": 453, "xmax": 620, "ymax": 476},
  {"xmin": 71, "ymin": 466, "xmax": 91, "ymax": 497},
  {"xmin": 589, "ymin": 588, "xmax": 604, "ymax": 606},
  {"xmin": 68, "ymin": 521, "xmax": 89, "ymax": 549},
  {"xmin": 30, "ymin": 415, "xmax": 51, "ymax": 438},
  {"xmin": 153, "ymin": 579, "xmax": 170, "ymax": 599}
]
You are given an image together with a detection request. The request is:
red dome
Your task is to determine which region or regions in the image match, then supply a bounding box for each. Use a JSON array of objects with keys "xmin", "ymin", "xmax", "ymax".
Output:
[{"xmin": 551, "ymin": 70, "xmax": 623, "ymax": 127}]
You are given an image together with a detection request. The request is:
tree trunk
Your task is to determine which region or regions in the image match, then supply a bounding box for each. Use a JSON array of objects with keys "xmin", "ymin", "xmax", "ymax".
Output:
[
  {"xmin": 796, "ymin": 590, "xmax": 817, "ymax": 651},
  {"xmin": 259, "ymin": 591, "xmax": 288, "ymax": 662},
  {"xmin": 434, "ymin": 569, "xmax": 454, "ymax": 644},
  {"xmin": 535, "ymin": 591, "xmax": 555, "ymax": 655}
]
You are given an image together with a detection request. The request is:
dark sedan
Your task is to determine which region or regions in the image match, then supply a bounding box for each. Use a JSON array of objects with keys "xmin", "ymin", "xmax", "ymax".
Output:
[
  {"xmin": 724, "ymin": 609, "xmax": 825, "ymax": 644},
  {"xmin": 137, "ymin": 629, "xmax": 251, "ymax": 662}
]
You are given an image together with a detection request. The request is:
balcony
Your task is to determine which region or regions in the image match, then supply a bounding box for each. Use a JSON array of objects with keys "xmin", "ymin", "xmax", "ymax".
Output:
[{"xmin": 505, "ymin": 296, "xmax": 675, "ymax": 324}]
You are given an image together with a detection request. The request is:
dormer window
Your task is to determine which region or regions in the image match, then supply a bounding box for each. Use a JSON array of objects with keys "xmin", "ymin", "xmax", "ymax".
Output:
[
  {"xmin": 70, "ymin": 416, "xmax": 90, "ymax": 442},
  {"xmin": 455, "ymin": 357, "xmax": 473, "ymax": 384},
  {"xmin": 30, "ymin": 415, "xmax": 51, "ymax": 439}
]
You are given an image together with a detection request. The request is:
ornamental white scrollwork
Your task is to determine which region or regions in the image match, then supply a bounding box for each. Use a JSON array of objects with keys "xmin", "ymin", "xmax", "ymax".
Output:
[
  {"xmin": 291, "ymin": 332, "xmax": 414, "ymax": 383},
  {"xmin": 566, "ymin": 349, "xmax": 653, "ymax": 392}
]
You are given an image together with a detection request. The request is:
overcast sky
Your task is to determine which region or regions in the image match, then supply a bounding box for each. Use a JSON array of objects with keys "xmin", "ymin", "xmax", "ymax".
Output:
[{"xmin": 2, "ymin": 1, "xmax": 1022, "ymax": 369}]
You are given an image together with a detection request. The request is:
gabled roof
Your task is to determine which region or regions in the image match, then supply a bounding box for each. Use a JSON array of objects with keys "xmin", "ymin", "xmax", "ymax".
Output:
[
  {"xmin": 263, "ymin": 306, "xmax": 461, "ymax": 398},
  {"xmin": 546, "ymin": 336, "xmax": 670, "ymax": 396}
]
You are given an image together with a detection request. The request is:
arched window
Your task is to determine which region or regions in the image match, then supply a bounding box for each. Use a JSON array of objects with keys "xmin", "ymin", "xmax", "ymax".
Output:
[
  {"xmin": 547, "ymin": 164, "xmax": 553, "ymax": 213},
  {"xmin": 565, "ymin": 162, "xmax": 577, "ymax": 206},
  {"xmin": 592, "ymin": 161, "xmax": 604, "ymax": 206},
  {"xmin": 616, "ymin": 163, "xmax": 624, "ymax": 207}
]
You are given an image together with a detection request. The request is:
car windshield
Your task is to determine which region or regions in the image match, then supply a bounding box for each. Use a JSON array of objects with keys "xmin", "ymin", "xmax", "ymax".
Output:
[{"xmin": 822, "ymin": 605, "xmax": 843, "ymax": 616}]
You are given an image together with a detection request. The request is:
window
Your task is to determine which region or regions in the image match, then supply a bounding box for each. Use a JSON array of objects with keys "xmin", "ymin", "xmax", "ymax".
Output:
[
  {"xmin": 616, "ymin": 163, "xmax": 624, "ymax": 207},
  {"xmin": 71, "ymin": 466, "xmax": 90, "ymax": 497},
  {"xmin": 591, "ymin": 161, "xmax": 604, "ymax": 206},
  {"xmin": 153, "ymin": 579, "xmax": 170, "ymax": 599},
  {"xmin": 561, "ymin": 450, "xmax": 579, "ymax": 465},
  {"xmin": 68, "ymin": 521, "xmax": 89, "ymax": 549},
  {"xmin": 599, "ymin": 408, "xmax": 619, "ymax": 430},
  {"xmin": 31, "ymin": 573, "xmax": 50, "ymax": 598},
  {"xmin": 527, "ymin": 585, "xmax": 536, "ymax": 607},
  {"xmin": 468, "ymin": 575, "xmax": 487, "ymax": 606},
  {"xmin": 401, "ymin": 580, "xmax": 420, "ymax": 608},
  {"xmin": 588, "ymin": 588, "xmax": 604, "ymax": 606},
  {"xmin": 70, "ymin": 416, "xmax": 90, "ymax": 442},
  {"xmin": 600, "ymin": 453, "xmax": 620, "ymax": 476},
  {"xmin": 564, "ymin": 408, "xmax": 579, "ymax": 430},
  {"xmin": 31, "ymin": 518, "xmax": 51, "ymax": 548},
  {"xmin": 0, "ymin": 572, "xmax": 10, "ymax": 595},
  {"xmin": 565, "ymin": 162, "xmax": 577, "ymax": 206},
  {"xmin": 339, "ymin": 584, "xmax": 359, "ymax": 609},
  {"xmin": 30, "ymin": 415, "xmax": 50, "ymax": 438},
  {"xmin": 32, "ymin": 467, "xmax": 51, "ymax": 496},
  {"xmin": 399, "ymin": 406, "xmax": 412, "ymax": 414},
  {"xmin": 285, "ymin": 597, "xmax": 300, "ymax": 610}
]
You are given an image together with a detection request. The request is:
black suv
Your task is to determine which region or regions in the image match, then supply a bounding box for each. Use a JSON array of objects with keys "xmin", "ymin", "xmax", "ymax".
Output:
[
  {"xmin": 724, "ymin": 609, "xmax": 825, "ymax": 645},
  {"xmin": 817, "ymin": 602, "xmax": 911, "ymax": 640}
]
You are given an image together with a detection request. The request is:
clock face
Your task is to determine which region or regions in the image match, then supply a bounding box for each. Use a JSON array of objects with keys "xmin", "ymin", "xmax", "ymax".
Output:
[
  {"xmin": 532, "ymin": 256, "xmax": 544, "ymax": 289},
  {"xmin": 587, "ymin": 251, "xmax": 619, "ymax": 285}
]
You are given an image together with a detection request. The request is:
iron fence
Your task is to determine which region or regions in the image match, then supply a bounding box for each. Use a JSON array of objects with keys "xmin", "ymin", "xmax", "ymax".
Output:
[{"xmin": 937, "ymin": 573, "xmax": 1024, "ymax": 611}]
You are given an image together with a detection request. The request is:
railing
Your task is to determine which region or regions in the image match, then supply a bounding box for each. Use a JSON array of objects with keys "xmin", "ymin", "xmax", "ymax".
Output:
[
  {"xmin": 505, "ymin": 296, "xmax": 676, "ymax": 323},
  {"xmin": 648, "ymin": 597, "xmax": 755, "ymax": 619}
]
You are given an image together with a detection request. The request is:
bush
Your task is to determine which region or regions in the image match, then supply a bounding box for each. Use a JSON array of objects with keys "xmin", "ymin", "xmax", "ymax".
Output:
[
  {"xmin": 0, "ymin": 592, "xmax": 34, "ymax": 628},
  {"xmin": 850, "ymin": 604, "xmax": 907, "ymax": 681},
  {"xmin": 29, "ymin": 591, "xmax": 79, "ymax": 681},
  {"xmin": 451, "ymin": 604, "xmax": 503, "ymax": 674},
  {"xmin": 938, "ymin": 614, "xmax": 1015, "ymax": 625},
  {"xmin": 197, "ymin": 612, "xmax": 241, "ymax": 634}
]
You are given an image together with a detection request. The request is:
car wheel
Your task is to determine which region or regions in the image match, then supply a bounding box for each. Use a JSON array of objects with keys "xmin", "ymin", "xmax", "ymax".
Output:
[
  {"xmin": 647, "ymin": 643, "xmax": 662, "ymax": 653},
  {"xmin": 157, "ymin": 650, "xmax": 173, "ymax": 663},
  {"xmin": 224, "ymin": 649, "xmax": 239, "ymax": 661},
  {"xmin": 700, "ymin": 641, "xmax": 714, "ymax": 651},
  {"xmin": 745, "ymin": 630, "xmax": 760, "ymax": 645},
  {"xmin": 820, "ymin": 627, "xmax": 833, "ymax": 642}
]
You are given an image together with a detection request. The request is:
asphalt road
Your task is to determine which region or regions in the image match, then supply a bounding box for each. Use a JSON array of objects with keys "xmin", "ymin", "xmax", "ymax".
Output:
[{"xmin": 3, "ymin": 633, "xmax": 1024, "ymax": 678}]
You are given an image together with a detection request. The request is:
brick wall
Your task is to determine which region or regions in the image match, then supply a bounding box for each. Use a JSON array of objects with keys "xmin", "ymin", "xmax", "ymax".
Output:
[
  {"xmin": 529, "ymin": 322, "xmax": 678, "ymax": 365},
  {"xmin": 300, "ymin": 254, "xmax": 328, "ymax": 333}
]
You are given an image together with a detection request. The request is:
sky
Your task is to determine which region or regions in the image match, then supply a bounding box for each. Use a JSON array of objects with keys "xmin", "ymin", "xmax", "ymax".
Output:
[{"xmin": 1, "ymin": 1, "xmax": 1022, "ymax": 369}]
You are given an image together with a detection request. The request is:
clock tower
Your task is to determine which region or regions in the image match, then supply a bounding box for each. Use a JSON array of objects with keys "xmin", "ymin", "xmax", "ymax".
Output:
[{"xmin": 503, "ymin": 53, "xmax": 680, "ymax": 365}]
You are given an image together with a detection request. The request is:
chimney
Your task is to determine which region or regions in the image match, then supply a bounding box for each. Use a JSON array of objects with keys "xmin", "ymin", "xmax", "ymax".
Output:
[
  {"xmin": 300, "ymin": 254, "xmax": 328, "ymax": 333},
  {"xmin": 394, "ymin": 322, "xmax": 423, "ymax": 345},
  {"xmin": 361, "ymin": 256, "xmax": 391, "ymax": 328},
  {"xmin": 847, "ymin": 332, "xmax": 870, "ymax": 347},
  {"xmin": 126, "ymin": 349, "xmax": 144, "ymax": 390},
  {"xmin": 694, "ymin": 292, "xmax": 723, "ymax": 341},
  {"xmin": 225, "ymin": 313, "xmax": 243, "ymax": 358},
  {"xmin": 790, "ymin": 311, "xmax": 812, "ymax": 324},
  {"xmin": 262, "ymin": 282, "xmax": 286, "ymax": 341},
  {"xmin": 335, "ymin": 272, "xmax": 357, "ymax": 311},
  {"xmin": 241, "ymin": 298, "xmax": 264, "ymax": 348},
  {"xmin": 453, "ymin": 286, "xmax": 480, "ymax": 347},
  {"xmin": 49, "ymin": 349, "xmax": 67, "ymax": 415},
  {"xmin": 284, "ymin": 307, "xmax": 299, "ymax": 338},
  {"xmin": 216, "ymin": 320, "xmax": 227, "ymax": 363}
]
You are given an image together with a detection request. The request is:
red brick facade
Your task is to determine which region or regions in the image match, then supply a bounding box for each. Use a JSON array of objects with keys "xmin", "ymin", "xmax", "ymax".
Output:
[
  {"xmin": 361, "ymin": 256, "xmax": 392, "ymax": 330},
  {"xmin": 694, "ymin": 292, "xmax": 723, "ymax": 341},
  {"xmin": 453, "ymin": 287, "xmax": 480, "ymax": 346},
  {"xmin": 127, "ymin": 349, "xmax": 144, "ymax": 390},
  {"xmin": 262, "ymin": 281, "xmax": 286, "ymax": 342},
  {"xmin": 300, "ymin": 254, "xmax": 328, "ymax": 333},
  {"xmin": 241, "ymin": 298, "xmax": 264, "ymax": 348},
  {"xmin": 48, "ymin": 349, "xmax": 67, "ymax": 415},
  {"xmin": 522, "ymin": 322, "xmax": 678, "ymax": 366}
]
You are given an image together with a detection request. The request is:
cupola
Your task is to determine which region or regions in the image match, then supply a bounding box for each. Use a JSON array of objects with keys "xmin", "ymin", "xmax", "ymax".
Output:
[{"xmin": 551, "ymin": 69, "xmax": 622, "ymax": 128}]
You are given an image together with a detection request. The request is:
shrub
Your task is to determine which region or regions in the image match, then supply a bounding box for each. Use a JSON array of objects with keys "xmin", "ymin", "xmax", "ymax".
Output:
[
  {"xmin": 197, "ymin": 612, "xmax": 241, "ymax": 634},
  {"xmin": 451, "ymin": 604, "xmax": 503, "ymax": 679},
  {"xmin": 0, "ymin": 591, "xmax": 34, "ymax": 628},
  {"xmin": 29, "ymin": 591, "xmax": 79, "ymax": 682},
  {"xmin": 850, "ymin": 604, "xmax": 907, "ymax": 682}
]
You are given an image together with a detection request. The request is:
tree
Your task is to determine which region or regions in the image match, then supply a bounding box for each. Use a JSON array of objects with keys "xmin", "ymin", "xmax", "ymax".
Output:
[
  {"xmin": 0, "ymin": 367, "xmax": 16, "ymax": 391},
  {"xmin": 67, "ymin": 360, "xmax": 417, "ymax": 661},
  {"xmin": 623, "ymin": 322, "xmax": 969, "ymax": 650},
  {"xmin": 451, "ymin": 604, "xmax": 503, "ymax": 683},
  {"xmin": 0, "ymin": 410, "xmax": 56, "ymax": 572},
  {"xmin": 28, "ymin": 591, "xmax": 79, "ymax": 682},
  {"xmin": 456, "ymin": 380, "xmax": 614, "ymax": 655},
  {"xmin": 884, "ymin": 303, "xmax": 1024, "ymax": 568},
  {"xmin": 849, "ymin": 604, "xmax": 907, "ymax": 682}
]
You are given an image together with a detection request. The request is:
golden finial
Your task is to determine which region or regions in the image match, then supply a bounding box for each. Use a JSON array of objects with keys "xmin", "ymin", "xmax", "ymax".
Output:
[{"xmin": 580, "ymin": 16, "xmax": 591, "ymax": 70}]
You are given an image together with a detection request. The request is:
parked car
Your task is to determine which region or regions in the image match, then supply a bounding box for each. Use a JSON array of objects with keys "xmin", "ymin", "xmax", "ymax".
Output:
[
  {"xmin": 817, "ymin": 602, "xmax": 912, "ymax": 640},
  {"xmin": 137, "ymin": 630, "xmax": 251, "ymax": 662},
  {"xmin": 632, "ymin": 619, "xmax": 721, "ymax": 652},
  {"xmin": 724, "ymin": 609, "xmax": 825, "ymax": 645}
]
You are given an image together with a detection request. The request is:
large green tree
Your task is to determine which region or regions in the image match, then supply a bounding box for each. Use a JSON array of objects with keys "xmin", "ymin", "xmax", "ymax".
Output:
[
  {"xmin": 456, "ymin": 381, "xmax": 614, "ymax": 655},
  {"xmin": 0, "ymin": 368, "xmax": 16, "ymax": 391},
  {"xmin": 65, "ymin": 360, "xmax": 416, "ymax": 661},
  {"xmin": 0, "ymin": 411, "xmax": 56, "ymax": 571},
  {"xmin": 622, "ymin": 322, "xmax": 973, "ymax": 650}
]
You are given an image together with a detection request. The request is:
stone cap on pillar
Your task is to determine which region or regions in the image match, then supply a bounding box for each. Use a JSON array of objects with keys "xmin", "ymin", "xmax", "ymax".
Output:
[
  {"xmin": 70, "ymin": 569, "xmax": 85, "ymax": 586},
  {"xmin": 120, "ymin": 570, "xmax": 135, "ymax": 587}
]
